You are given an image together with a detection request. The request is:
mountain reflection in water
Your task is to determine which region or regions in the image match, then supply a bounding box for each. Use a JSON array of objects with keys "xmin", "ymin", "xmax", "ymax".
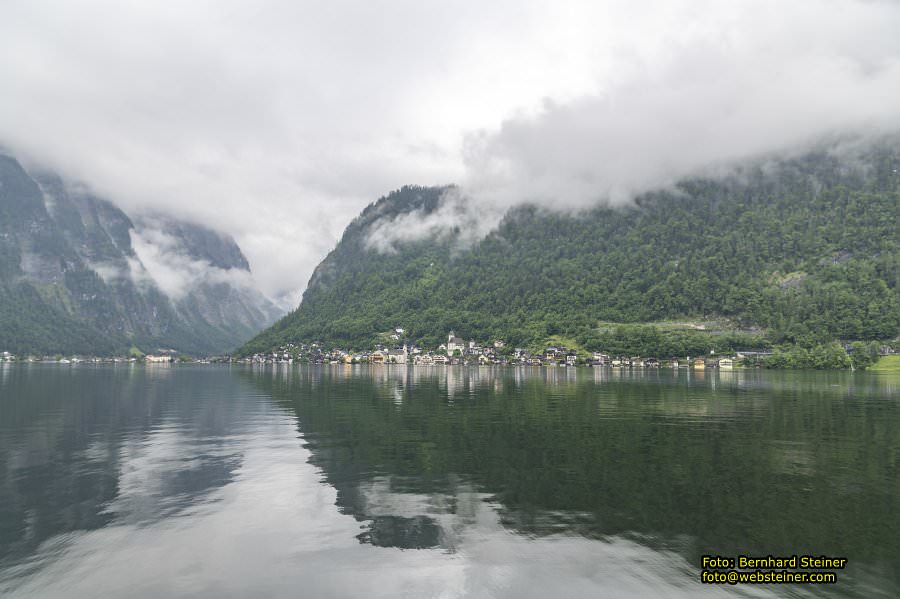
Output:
[{"xmin": 0, "ymin": 363, "xmax": 898, "ymax": 598}]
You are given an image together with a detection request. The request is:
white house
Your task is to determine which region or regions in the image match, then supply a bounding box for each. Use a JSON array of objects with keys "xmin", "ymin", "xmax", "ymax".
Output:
[
  {"xmin": 447, "ymin": 331, "xmax": 465, "ymax": 354},
  {"xmin": 145, "ymin": 355, "xmax": 173, "ymax": 363},
  {"xmin": 592, "ymin": 352, "xmax": 610, "ymax": 365}
]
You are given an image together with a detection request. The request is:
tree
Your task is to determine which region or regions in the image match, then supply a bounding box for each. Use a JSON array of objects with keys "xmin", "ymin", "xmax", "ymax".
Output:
[{"xmin": 849, "ymin": 341, "xmax": 880, "ymax": 370}]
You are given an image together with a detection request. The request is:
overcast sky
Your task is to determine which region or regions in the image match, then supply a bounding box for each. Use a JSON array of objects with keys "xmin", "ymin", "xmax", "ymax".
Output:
[{"xmin": 2, "ymin": 0, "xmax": 900, "ymax": 305}]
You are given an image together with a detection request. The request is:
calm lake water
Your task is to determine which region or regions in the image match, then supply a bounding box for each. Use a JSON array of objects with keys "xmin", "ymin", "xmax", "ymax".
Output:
[{"xmin": 0, "ymin": 364, "xmax": 898, "ymax": 598}]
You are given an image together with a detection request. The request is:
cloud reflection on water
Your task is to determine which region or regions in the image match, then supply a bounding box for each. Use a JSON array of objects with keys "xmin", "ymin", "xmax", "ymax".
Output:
[{"xmin": 2, "ymin": 365, "xmax": 898, "ymax": 598}]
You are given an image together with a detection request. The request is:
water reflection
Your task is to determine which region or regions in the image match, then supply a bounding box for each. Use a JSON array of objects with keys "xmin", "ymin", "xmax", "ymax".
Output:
[
  {"xmin": 0, "ymin": 364, "xmax": 897, "ymax": 598},
  {"xmin": 0, "ymin": 366, "xmax": 249, "ymax": 563},
  {"xmin": 252, "ymin": 365, "xmax": 900, "ymax": 596}
]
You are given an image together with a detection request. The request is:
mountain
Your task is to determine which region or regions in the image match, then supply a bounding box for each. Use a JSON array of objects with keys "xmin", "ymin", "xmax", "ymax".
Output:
[
  {"xmin": 240, "ymin": 142, "xmax": 900, "ymax": 355},
  {"xmin": 0, "ymin": 155, "xmax": 282, "ymax": 355}
]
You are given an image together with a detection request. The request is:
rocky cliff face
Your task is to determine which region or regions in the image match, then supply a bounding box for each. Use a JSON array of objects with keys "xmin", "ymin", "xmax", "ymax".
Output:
[{"xmin": 0, "ymin": 155, "xmax": 282, "ymax": 355}]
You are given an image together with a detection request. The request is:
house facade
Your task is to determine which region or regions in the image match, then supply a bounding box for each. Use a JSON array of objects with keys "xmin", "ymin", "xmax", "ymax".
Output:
[{"xmin": 447, "ymin": 331, "xmax": 465, "ymax": 354}]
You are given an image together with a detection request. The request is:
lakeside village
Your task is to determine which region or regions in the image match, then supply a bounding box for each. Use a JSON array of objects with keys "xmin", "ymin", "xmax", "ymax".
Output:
[
  {"xmin": 5, "ymin": 332, "xmax": 895, "ymax": 368},
  {"xmin": 243, "ymin": 331, "xmax": 776, "ymax": 370},
  {"xmin": 0, "ymin": 349, "xmax": 215, "ymax": 364},
  {"xmin": 1, "ymin": 343, "xmax": 755, "ymax": 368}
]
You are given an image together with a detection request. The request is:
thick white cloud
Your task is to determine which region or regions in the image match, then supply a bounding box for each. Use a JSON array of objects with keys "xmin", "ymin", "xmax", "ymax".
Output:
[
  {"xmin": 462, "ymin": 1, "xmax": 900, "ymax": 209},
  {"xmin": 2, "ymin": 0, "xmax": 900, "ymax": 303},
  {"xmin": 128, "ymin": 227, "xmax": 256, "ymax": 300}
]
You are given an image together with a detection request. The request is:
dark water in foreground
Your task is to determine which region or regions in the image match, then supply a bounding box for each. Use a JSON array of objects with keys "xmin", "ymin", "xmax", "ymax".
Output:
[{"xmin": 0, "ymin": 364, "xmax": 898, "ymax": 598}]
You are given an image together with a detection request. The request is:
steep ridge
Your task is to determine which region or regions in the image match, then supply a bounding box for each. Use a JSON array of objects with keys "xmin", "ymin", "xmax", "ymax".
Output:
[
  {"xmin": 241, "ymin": 143, "xmax": 900, "ymax": 354},
  {"xmin": 0, "ymin": 155, "xmax": 281, "ymax": 355}
]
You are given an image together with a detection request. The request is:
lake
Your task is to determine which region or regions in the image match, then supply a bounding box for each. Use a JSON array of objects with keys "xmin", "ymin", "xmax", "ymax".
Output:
[{"xmin": 0, "ymin": 364, "xmax": 898, "ymax": 598}]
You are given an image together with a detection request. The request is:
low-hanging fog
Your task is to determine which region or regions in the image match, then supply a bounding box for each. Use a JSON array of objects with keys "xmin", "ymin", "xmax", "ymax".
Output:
[{"xmin": 2, "ymin": 0, "xmax": 899, "ymax": 305}]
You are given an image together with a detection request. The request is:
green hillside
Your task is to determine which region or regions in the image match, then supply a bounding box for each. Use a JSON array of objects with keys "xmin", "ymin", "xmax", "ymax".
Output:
[
  {"xmin": 240, "ymin": 146, "xmax": 900, "ymax": 356},
  {"xmin": 871, "ymin": 355, "xmax": 900, "ymax": 372}
]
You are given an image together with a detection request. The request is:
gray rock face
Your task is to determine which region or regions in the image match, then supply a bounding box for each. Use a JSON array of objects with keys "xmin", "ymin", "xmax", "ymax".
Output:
[
  {"xmin": 0, "ymin": 154, "xmax": 282, "ymax": 355},
  {"xmin": 133, "ymin": 215, "xmax": 251, "ymax": 271}
]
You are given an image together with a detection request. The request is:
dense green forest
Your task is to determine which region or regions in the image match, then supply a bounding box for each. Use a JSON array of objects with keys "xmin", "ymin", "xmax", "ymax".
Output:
[{"xmin": 241, "ymin": 146, "xmax": 900, "ymax": 358}]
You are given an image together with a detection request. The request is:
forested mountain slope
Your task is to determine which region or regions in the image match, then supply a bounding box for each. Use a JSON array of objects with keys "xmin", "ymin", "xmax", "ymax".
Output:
[
  {"xmin": 242, "ymin": 145, "xmax": 900, "ymax": 354},
  {"xmin": 0, "ymin": 155, "xmax": 281, "ymax": 355}
]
